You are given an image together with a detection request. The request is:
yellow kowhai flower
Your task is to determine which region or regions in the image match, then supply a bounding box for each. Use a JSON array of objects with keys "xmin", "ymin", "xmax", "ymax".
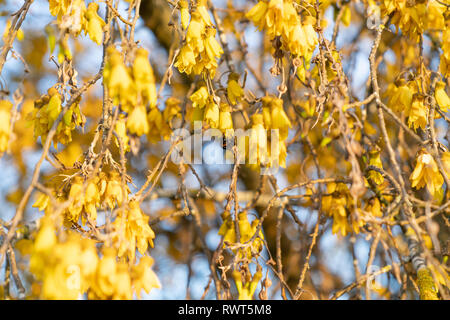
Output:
[
  {"xmin": 219, "ymin": 103, "xmax": 234, "ymax": 136},
  {"xmin": 30, "ymin": 87, "xmax": 82, "ymax": 149},
  {"xmin": 104, "ymin": 46, "xmax": 135, "ymax": 110},
  {"xmin": 261, "ymin": 96, "xmax": 291, "ymax": 141},
  {"xmin": 245, "ymin": 113, "xmax": 269, "ymax": 167},
  {"xmin": 204, "ymin": 97, "xmax": 220, "ymax": 128},
  {"xmin": 89, "ymin": 247, "xmax": 132, "ymax": 300},
  {"xmin": 200, "ymin": 27, "xmax": 223, "ymax": 74},
  {"xmin": 190, "ymin": 85, "xmax": 209, "ymax": 109},
  {"xmin": 57, "ymin": 37, "xmax": 72, "ymax": 63},
  {"xmin": 267, "ymin": 138, "xmax": 287, "ymax": 168},
  {"xmin": 174, "ymin": 45, "xmax": 196, "ymax": 75},
  {"xmin": 407, "ymin": 93, "xmax": 427, "ymax": 131},
  {"xmin": 322, "ymin": 182, "xmax": 353, "ymax": 236},
  {"xmin": 103, "ymin": 171, "xmax": 128, "ymax": 210},
  {"xmin": 57, "ymin": 0, "xmax": 86, "ymax": 37},
  {"xmin": 179, "ymin": 0, "xmax": 190, "ymax": 30},
  {"xmin": 113, "ymin": 201, "xmax": 156, "ymax": 262},
  {"xmin": 364, "ymin": 197, "xmax": 383, "ymax": 218},
  {"xmin": 410, "ymin": 149, "xmax": 443, "ymax": 200},
  {"xmin": 49, "ymin": 0, "xmax": 71, "ymax": 18},
  {"xmin": 367, "ymin": 147, "xmax": 384, "ymax": 185},
  {"xmin": 147, "ymin": 107, "xmax": 164, "ymax": 142},
  {"xmin": 163, "ymin": 97, "xmax": 181, "ymax": 125},
  {"xmin": 232, "ymin": 268, "xmax": 262, "ymax": 300},
  {"xmin": 32, "ymin": 192, "xmax": 52, "ymax": 214},
  {"xmin": 66, "ymin": 176, "xmax": 84, "ymax": 222},
  {"xmin": 197, "ymin": 0, "xmax": 213, "ymax": 26},
  {"xmin": 33, "ymin": 217, "xmax": 57, "ymax": 254},
  {"xmin": 133, "ymin": 48, "xmax": 158, "ymax": 108},
  {"xmin": 85, "ymin": 2, "xmax": 105, "ymax": 45},
  {"xmin": 246, "ymin": 1, "xmax": 268, "ymax": 31},
  {"xmin": 442, "ymin": 151, "xmax": 450, "ymax": 176},
  {"xmin": 218, "ymin": 211, "xmax": 264, "ymax": 259},
  {"xmin": 30, "ymin": 225, "xmax": 100, "ymax": 299},
  {"xmin": 114, "ymin": 115, "xmax": 130, "ymax": 153},
  {"xmin": 302, "ymin": 16, "xmax": 319, "ymax": 50},
  {"xmin": 45, "ymin": 88, "xmax": 62, "ymax": 130},
  {"xmin": 127, "ymin": 105, "xmax": 149, "ymax": 136},
  {"xmin": 381, "ymin": 0, "xmax": 428, "ymax": 42},
  {"xmin": 227, "ymin": 73, "xmax": 244, "ymax": 105},
  {"xmin": 440, "ymin": 54, "xmax": 450, "ymax": 79},
  {"xmin": 0, "ymin": 99, "xmax": 12, "ymax": 153},
  {"xmin": 266, "ymin": 0, "xmax": 299, "ymax": 38},
  {"xmin": 288, "ymin": 23, "xmax": 308, "ymax": 57},
  {"xmin": 175, "ymin": 7, "xmax": 223, "ymax": 77},
  {"xmin": 387, "ymin": 79, "xmax": 413, "ymax": 113},
  {"xmin": 426, "ymin": 0, "xmax": 446, "ymax": 31},
  {"xmin": 131, "ymin": 256, "xmax": 161, "ymax": 299},
  {"xmin": 440, "ymin": 21, "xmax": 450, "ymax": 77},
  {"xmin": 84, "ymin": 178, "xmax": 101, "ymax": 224},
  {"xmin": 186, "ymin": 11, "xmax": 205, "ymax": 52},
  {"xmin": 331, "ymin": 207, "xmax": 352, "ymax": 237},
  {"xmin": 191, "ymin": 105, "xmax": 204, "ymax": 124},
  {"xmin": 435, "ymin": 81, "xmax": 450, "ymax": 113},
  {"xmin": 264, "ymin": 0, "xmax": 284, "ymax": 37},
  {"xmin": 341, "ymin": 5, "xmax": 351, "ymax": 27}
]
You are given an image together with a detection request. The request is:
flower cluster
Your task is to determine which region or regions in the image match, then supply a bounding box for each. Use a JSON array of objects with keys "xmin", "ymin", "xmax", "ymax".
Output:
[
  {"xmin": 380, "ymin": 0, "xmax": 447, "ymax": 42},
  {"xmin": 49, "ymin": 0, "xmax": 105, "ymax": 45},
  {"xmin": 409, "ymin": 149, "xmax": 450, "ymax": 200},
  {"xmin": 28, "ymin": 87, "xmax": 85, "ymax": 148},
  {"xmin": 385, "ymin": 78, "xmax": 450, "ymax": 131},
  {"xmin": 218, "ymin": 211, "xmax": 264, "ymax": 259},
  {"xmin": 33, "ymin": 170, "xmax": 129, "ymax": 226},
  {"xmin": 239, "ymin": 96, "xmax": 292, "ymax": 169},
  {"xmin": 113, "ymin": 201, "xmax": 156, "ymax": 262},
  {"xmin": 46, "ymin": 0, "xmax": 104, "ymax": 62},
  {"xmin": 89, "ymin": 248, "xmax": 160, "ymax": 300},
  {"xmin": 189, "ymin": 84, "xmax": 234, "ymax": 136},
  {"xmin": 104, "ymin": 46, "xmax": 179, "ymax": 143},
  {"xmin": 246, "ymin": 0, "xmax": 318, "ymax": 63},
  {"xmin": 175, "ymin": 0, "xmax": 223, "ymax": 77},
  {"xmin": 23, "ymin": 218, "xmax": 160, "ymax": 300},
  {"xmin": 321, "ymin": 182, "xmax": 364, "ymax": 237}
]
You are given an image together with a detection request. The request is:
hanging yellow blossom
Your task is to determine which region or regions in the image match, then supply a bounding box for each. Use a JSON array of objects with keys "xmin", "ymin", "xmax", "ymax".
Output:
[
  {"xmin": 218, "ymin": 211, "xmax": 264, "ymax": 259},
  {"xmin": 387, "ymin": 79, "xmax": 413, "ymax": 113},
  {"xmin": 232, "ymin": 268, "xmax": 262, "ymax": 300},
  {"xmin": 113, "ymin": 201, "xmax": 156, "ymax": 262},
  {"xmin": 410, "ymin": 149, "xmax": 443, "ymax": 200},
  {"xmin": 127, "ymin": 105, "xmax": 149, "ymax": 136},
  {"xmin": 435, "ymin": 81, "xmax": 449, "ymax": 113},
  {"xmin": 175, "ymin": 7, "xmax": 223, "ymax": 76},
  {"xmin": 85, "ymin": 2, "xmax": 105, "ymax": 45},
  {"xmin": 204, "ymin": 96, "xmax": 220, "ymax": 128},
  {"xmin": 131, "ymin": 256, "xmax": 161, "ymax": 299},
  {"xmin": 190, "ymin": 85, "xmax": 209, "ymax": 109},
  {"xmin": 407, "ymin": 94, "xmax": 428, "ymax": 131},
  {"xmin": 219, "ymin": 103, "xmax": 234, "ymax": 136},
  {"xmin": 133, "ymin": 48, "xmax": 158, "ymax": 108},
  {"xmin": 179, "ymin": 0, "xmax": 190, "ymax": 30},
  {"xmin": 104, "ymin": 46, "xmax": 136, "ymax": 110},
  {"xmin": 227, "ymin": 73, "xmax": 244, "ymax": 105},
  {"xmin": 0, "ymin": 99, "xmax": 12, "ymax": 152},
  {"xmin": 367, "ymin": 147, "xmax": 384, "ymax": 185}
]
